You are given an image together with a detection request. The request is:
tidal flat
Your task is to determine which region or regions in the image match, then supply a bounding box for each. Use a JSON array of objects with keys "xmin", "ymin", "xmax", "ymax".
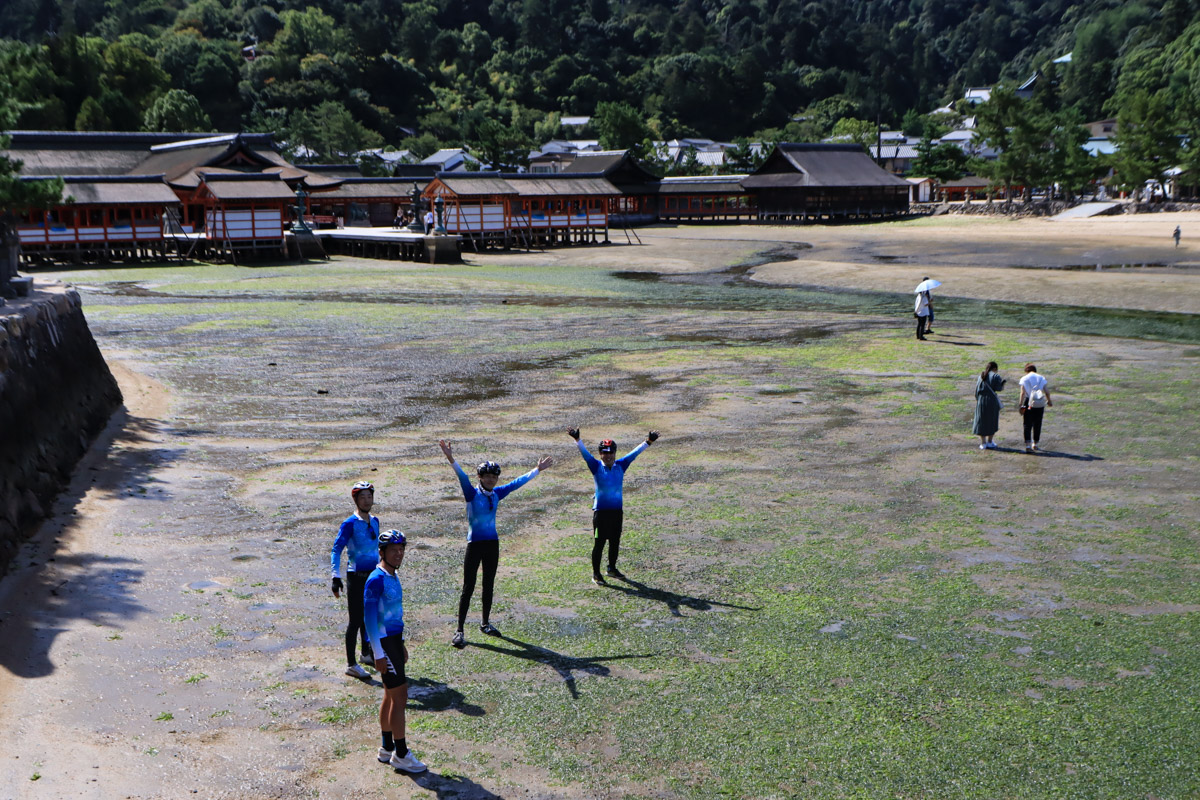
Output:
[{"xmin": 3, "ymin": 221, "xmax": 1198, "ymax": 799}]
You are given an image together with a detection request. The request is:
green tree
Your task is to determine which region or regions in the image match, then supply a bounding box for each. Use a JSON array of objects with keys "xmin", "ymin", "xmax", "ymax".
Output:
[
  {"xmin": 1110, "ymin": 90, "xmax": 1181, "ymax": 201},
  {"xmin": 911, "ymin": 136, "xmax": 970, "ymax": 181},
  {"xmin": 1, "ymin": 85, "xmax": 65, "ymax": 296},
  {"xmin": 285, "ymin": 101, "xmax": 382, "ymax": 162},
  {"xmin": 74, "ymin": 96, "xmax": 110, "ymax": 130},
  {"xmin": 469, "ymin": 118, "xmax": 532, "ymax": 170},
  {"xmin": 830, "ymin": 117, "xmax": 877, "ymax": 150},
  {"xmin": 593, "ymin": 101, "xmax": 654, "ymax": 158},
  {"xmin": 143, "ymin": 89, "xmax": 213, "ymax": 132}
]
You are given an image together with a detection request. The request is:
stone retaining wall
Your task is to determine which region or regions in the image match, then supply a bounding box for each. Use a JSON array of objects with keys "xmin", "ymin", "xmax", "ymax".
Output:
[{"xmin": 0, "ymin": 283, "xmax": 122, "ymax": 575}]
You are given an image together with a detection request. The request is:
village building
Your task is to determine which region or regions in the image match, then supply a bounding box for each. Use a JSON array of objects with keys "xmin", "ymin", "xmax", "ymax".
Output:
[
  {"xmin": 741, "ymin": 143, "xmax": 911, "ymax": 220},
  {"xmin": 561, "ymin": 150, "xmax": 661, "ymax": 224},
  {"xmin": 653, "ymin": 175, "xmax": 755, "ymax": 222},
  {"xmin": 421, "ymin": 172, "xmax": 619, "ymax": 249}
]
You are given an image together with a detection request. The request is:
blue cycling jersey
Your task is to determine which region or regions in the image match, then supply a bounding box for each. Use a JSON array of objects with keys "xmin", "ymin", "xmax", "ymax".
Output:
[
  {"xmin": 331, "ymin": 514, "xmax": 380, "ymax": 577},
  {"xmin": 452, "ymin": 461, "xmax": 539, "ymax": 542},
  {"xmin": 363, "ymin": 565, "xmax": 404, "ymax": 654},
  {"xmin": 577, "ymin": 440, "xmax": 648, "ymax": 510}
]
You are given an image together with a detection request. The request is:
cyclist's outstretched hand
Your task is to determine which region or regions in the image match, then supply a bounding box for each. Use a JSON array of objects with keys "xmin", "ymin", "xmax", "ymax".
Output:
[
  {"xmin": 567, "ymin": 427, "xmax": 580, "ymax": 441},
  {"xmin": 646, "ymin": 430, "xmax": 660, "ymax": 443}
]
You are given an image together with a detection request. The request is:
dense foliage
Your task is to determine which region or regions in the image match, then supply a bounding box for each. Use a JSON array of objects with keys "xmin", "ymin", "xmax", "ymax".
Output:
[{"xmin": 1, "ymin": 0, "xmax": 1199, "ymax": 172}]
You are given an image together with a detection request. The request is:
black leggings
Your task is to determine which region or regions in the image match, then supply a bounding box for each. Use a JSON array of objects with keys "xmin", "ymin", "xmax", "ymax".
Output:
[
  {"xmin": 916, "ymin": 315, "xmax": 927, "ymax": 338},
  {"xmin": 458, "ymin": 539, "xmax": 500, "ymax": 630},
  {"xmin": 345, "ymin": 570, "xmax": 371, "ymax": 665},
  {"xmin": 592, "ymin": 509, "xmax": 624, "ymax": 575},
  {"xmin": 1023, "ymin": 406, "xmax": 1045, "ymax": 443}
]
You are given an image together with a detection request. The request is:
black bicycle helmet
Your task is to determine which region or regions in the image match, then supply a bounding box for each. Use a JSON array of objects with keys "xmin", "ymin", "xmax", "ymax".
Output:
[{"xmin": 477, "ymin": 461, "xmax": 502, "ymax": 476}]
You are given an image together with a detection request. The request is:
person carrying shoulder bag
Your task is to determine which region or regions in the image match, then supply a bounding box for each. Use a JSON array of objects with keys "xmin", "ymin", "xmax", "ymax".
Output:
[{"xmin": 1018, "ymin": 363, "xmax": 1053, "ymax": 454}]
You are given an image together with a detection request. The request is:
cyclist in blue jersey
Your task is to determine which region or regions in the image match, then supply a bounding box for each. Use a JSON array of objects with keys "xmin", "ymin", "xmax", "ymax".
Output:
[
  {"xmin": 568, "ymin": 428, "xmax": 659, "ymax": 584},
  {"xmin": 331, "ymin": 481, "xmax": 379, "ymax": 679},
  {"xmin": 365, "ymin": 530, "xmax": 427, "ymax": 773},
  {"xmin": 439, "ymin": 439, "xmax": 553, "ymax": 648}
]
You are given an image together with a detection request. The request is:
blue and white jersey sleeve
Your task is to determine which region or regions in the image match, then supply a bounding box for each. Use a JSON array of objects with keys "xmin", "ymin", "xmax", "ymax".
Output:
[
  {"xmin": 616, "ymin": 441, "xmax": 649, "ymax": 470},
  {"xmin": 493, "ymin": 467, "xmax": 538, "ymax": 502},
  {"xmin": 576, "ymin": 440, "xmax": 600, "ymax": 474},
  {"xmin": 363, "ymin": 567, "xmax": 404, "ymax": 654},
  {"xmin": 331, "ymin": 515, "xmax": 380, "ymax": 578},
  {"xmin": 452, "ymin": 461, "xmax": 478, "ymax": 501}
]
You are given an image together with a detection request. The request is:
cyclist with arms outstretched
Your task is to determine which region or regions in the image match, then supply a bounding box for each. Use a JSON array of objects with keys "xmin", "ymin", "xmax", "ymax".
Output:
[
  {"xmin": 568, "ymin": 428, "xmax": 659, "ymax": 584},
  {"xmin": 439, "ymin": 439, "xmax": 553, "ymax": 648}
]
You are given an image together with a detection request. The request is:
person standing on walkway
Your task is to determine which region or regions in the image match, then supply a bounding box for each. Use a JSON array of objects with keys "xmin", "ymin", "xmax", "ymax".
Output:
[
  {"xmin": 972, "ymin": 361, "xmax": 1006, "ymax": 449},
  {"xmin": 1018, "ymin": 363, "xmax": 1053, "ymax": 453},
  {"xmin": 568, "ymin": 428, "xmax": 659, "ymax": 584},
  {"xmin": 439, "ymin": 439, "xmax": 552, "ymax": 648},
  {"xmin": 365, "ymin": 529, "xmax": 427, "ymax": 774},
  {"xmin": 424, "ymin": 208, "xmax": 435, "ymax": 234},
  {"xmin": 914, "ymin": 290, "xmax": 930, "ymax": 340},
  {"xmin": 1174, "ymin": 226, "xmax": 1181, "ymax": 248},
  {"xmin": 331, "ymin": 481, "xmax": 379, "ymax": 679}
]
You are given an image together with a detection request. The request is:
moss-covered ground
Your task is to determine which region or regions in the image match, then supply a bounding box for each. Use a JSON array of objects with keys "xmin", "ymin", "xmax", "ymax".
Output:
[{"xmin": 25, "ymin": 250, "xmax": 1200, "ymax": 798}]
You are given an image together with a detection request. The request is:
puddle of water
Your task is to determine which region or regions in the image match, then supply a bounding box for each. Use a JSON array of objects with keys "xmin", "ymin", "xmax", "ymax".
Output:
[
  {"xmin": 187, "ymin": 580, "xmax": 223, "ymax": 590},
  {"xmin": 611, "ymin": 270, "xmax": 661, "ymax": 282},
  {"xmin": 231, "ymin": 554, "xmax": 259, "ymax": 562}
]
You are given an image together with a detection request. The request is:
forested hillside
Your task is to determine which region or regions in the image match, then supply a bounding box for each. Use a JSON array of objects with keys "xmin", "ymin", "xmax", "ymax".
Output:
[{"xmin": 2, "ymin": 0, "xmax": 1199, "ymax": 162}]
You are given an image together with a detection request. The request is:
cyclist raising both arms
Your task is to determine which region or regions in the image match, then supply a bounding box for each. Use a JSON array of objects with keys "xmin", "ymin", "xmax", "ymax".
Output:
[
  {"xmin": 568, "ymin": 428, "xmax": 660, "ymax": 584},
  {"xmin": 439, "ymin": 439, "xmax": 553, "ymax": 648}
]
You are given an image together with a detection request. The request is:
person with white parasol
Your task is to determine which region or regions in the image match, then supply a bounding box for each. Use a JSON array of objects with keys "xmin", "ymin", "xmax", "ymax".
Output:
[{"xmin": 913, "ymin": 277, "xmax": 940, "ymax": 340}]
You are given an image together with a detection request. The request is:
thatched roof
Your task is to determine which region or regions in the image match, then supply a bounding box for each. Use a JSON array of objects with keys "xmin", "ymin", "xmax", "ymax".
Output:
[
  {"xmin": 2, "ymin": 131, "xmax": 277, "ymax": 178},
  {"xmin": 502, "ymin": 175, "xmax": 619, "ymax": 196},
  {"xmin": 20, "ymin": 175, "xmax": 182, "ymax": 205},
  {"xmin": 199, "ymin": 173, "xmax": 295, "ymax": 201},
  {"xmin": 653, "ymin": 176, "xmax": 747, "ymax": 194},
  {"xmin": 742, "ymin": 144, "xmax": 911, "ymax": 189},
  {"xmin": 310, "ymin": 179, "xmax": 425, "ymax": 200},
  {"xmin": 432, "ymin": 175, "xmax": 519, "ymax": 196}
]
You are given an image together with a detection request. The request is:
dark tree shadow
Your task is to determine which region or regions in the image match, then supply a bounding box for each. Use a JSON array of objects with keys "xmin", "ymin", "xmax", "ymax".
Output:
[
  {"xmin": 602, "ymin": 575, "xmax": 761, "ymax": 618},
  {"xmin": 466, "ymin": 634, "xmax": 656, "ymax": 700},
  {"xmin": 0, "ymin": 552, "xmax": 147, "ymax": 679},
  {"xmin": 407, "ymin": 676, "xmax": 485, "ymax": 716},
  {"xmin": 402, "ymin": 769, "xmax": 505, "ymax": 799},
  {"xmin": 928, "ymin": 338, "xmax": 985, "ymax": 347},
  {"xmin": 0, "ymin": 405, "xmax": 174, "ymax": 681}
]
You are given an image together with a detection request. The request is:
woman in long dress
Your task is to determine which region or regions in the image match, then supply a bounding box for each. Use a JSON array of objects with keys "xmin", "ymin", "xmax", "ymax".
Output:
[{"xmin": 972, "ymin": 361, "xmax": 1006, "ymax": 449}]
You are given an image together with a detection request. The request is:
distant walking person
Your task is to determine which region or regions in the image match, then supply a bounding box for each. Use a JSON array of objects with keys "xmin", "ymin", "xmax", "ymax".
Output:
[
  {"xmin": 1174, "ymin": 225, "xmax": 1181, "ymax": 248},
  {"xmin": 424, "ymin": 208, "xmax": 435, "ymax": 234},
  {"xmin": 1018, "ymin": 363, "xmax": 1053, "ymax": 454},
  {"xmin": 439, "ymin": 440, "xmax": 552, "ymax": 648},
  {"xmin": 568, "ymin": 428, "xmax": 659, "ymax": 584},
  {"xmin": 972, "ymin": 361, "xmax": 1006, "ymax": 450},
  {"xmin": 914, "ymin": 290, "xmax": 930, "ymax": 340},
  {"xmin": 331, "ymin": 481, "xmax": 379, "ymax": 679}
]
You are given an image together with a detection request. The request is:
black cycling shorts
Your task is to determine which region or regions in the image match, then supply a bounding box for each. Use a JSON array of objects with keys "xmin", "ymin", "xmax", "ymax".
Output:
[{"xmin": 379, "ymin": 634, "xmax": 407, "ymax": 689}]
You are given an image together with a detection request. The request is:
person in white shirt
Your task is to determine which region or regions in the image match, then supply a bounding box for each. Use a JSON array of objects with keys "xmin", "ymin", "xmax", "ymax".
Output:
[
  {"xmin": 1018, "ymin": 363, "xmax": 1053, "ymax": 453},
  {"xmin": 914, "ymin": 291, "xmax": 930, "ymax": 340},
  {"xmin": 424, "ymin": 209, "xmax": 435, "ymax": 234}
]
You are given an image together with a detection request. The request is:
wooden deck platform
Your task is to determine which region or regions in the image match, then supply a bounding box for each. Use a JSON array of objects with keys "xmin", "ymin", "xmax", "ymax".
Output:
[{"xmin": 312, "ymin": 227, "xmax": 462, "ymax": 263}]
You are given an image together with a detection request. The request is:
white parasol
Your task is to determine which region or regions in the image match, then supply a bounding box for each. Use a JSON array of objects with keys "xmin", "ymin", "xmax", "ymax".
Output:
[{"xmin": 914, "ymin": 279, "xmax": 942, "ymax": 293}]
